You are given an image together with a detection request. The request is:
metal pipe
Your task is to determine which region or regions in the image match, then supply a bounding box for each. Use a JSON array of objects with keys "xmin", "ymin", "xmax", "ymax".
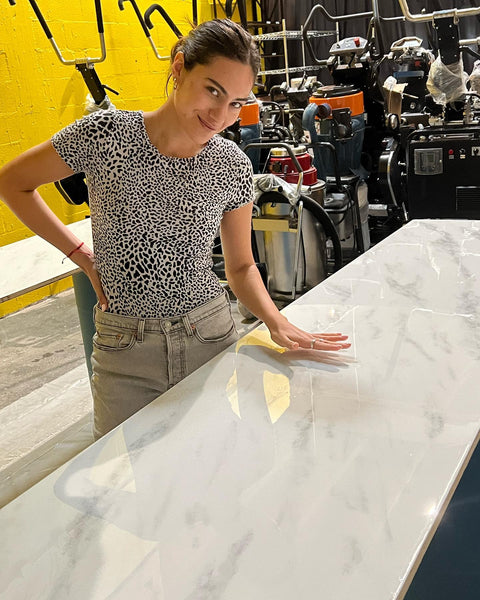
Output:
[
  {"xmin": 397, "ymin": 0, "xmax": 480, "ymax": 22},
  {"xmin": 144, "ymin": 4, "xmax": 183, "ymax": 39},
  {"xmin": 282, "ymin": 18, "xmax": 290, "ymax": 88},
  {"xmin": 461, "ymin": 45, "xmax": 480, "ymax": 62},
  {"xmin": 370, "ymin": 0, "xmax": 386, "ymax": 58},
  {"xmin": 305, "ymin": 4, "xmax": 373, "ymax": 25},
  {"xmin": 147, "ymin": 37, "xmax": 169, "ymax": 61},
  {"xmin": 142, "ymin": 3, "xmax": 183, "ymax": 60},
  {"xmin": 460, "ymin": 37, "xmax": 480, "ymax": 47}
]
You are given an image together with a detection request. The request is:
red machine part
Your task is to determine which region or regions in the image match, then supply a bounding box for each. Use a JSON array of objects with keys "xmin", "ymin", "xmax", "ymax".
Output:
[{"xmin": 267, "ymin": 146, "xmax": 318, "ymax": 185}]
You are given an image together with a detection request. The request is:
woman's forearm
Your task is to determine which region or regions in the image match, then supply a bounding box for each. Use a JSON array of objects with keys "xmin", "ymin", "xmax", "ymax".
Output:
[
  {"xmin": 226, "ymin": 263, "xmax": 288, "ymax": 332},
  {"xmin": 0, "ymin": 183, "xmax": 107, "ymax": 307}
]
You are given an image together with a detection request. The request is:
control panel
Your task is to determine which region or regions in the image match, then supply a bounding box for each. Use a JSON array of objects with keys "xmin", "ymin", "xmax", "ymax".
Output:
[
  {"xmin": 413, "ymin": 148, "xmax": 443, "ymax": 175},
  {"xmin": 329, "ymin": 37, "xmax": 368, "ymax": 57}
]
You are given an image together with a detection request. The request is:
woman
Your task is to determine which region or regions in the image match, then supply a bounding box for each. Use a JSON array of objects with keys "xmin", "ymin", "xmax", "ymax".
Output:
[{"xmin": 0, "ymin": 19, "xmax": 349, "ymax": 438}]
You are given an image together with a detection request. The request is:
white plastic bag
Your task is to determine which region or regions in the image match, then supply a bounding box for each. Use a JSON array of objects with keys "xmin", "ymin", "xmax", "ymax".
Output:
[
  {"xmin": 84, "ymin": 93, "xmax": 116, "ymax": 114},
  {"xmin": 253, "ymin": 173, "xmax": 299, "ymax": 206},
  {"xmin": 427, "ymin": 54, "xmax": 468, "ymax": 105},
  {"xmin": 469, "ymin": 60, "xmax": 480, "ymax": 107}
]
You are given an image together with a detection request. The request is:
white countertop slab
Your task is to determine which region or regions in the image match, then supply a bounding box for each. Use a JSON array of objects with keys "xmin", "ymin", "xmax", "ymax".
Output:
[
  {"xmin": 0, "ymin": 218, "xmax": 93, "ymax": 302},
  {"xmin": 1, "ymin": 219, "xmax": 479, "ymax": 600}
]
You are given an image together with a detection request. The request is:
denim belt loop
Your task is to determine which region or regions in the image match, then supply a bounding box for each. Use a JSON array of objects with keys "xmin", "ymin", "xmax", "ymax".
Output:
[
  {"xmin": 182, "ymin": 315, "xmax": 194, "ymax": 336},
  {"xmin": 136, "ymin": 319, "xmax": 145, "ymax": 343}
]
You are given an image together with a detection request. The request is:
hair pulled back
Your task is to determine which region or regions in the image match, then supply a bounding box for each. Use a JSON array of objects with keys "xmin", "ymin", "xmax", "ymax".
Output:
[{"xmin": 171, "ymin": 19, "xmax": 260, "ymax": 79}]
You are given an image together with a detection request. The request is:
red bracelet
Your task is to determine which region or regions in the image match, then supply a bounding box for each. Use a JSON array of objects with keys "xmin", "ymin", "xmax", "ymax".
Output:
[
  {"xmin": 62, "ymin": 242, "xmax": 85, "ymax": 263},
  {"xmin": 67, "ymin": 242, "xmax": 85, "ymax": 258}
]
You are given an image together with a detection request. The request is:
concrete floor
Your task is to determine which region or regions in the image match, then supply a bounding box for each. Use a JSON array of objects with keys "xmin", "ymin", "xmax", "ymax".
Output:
[
  {"xmin": 0, "ymin": 288, "xmax": 258, "ymax": 507},
  {"xmin": 0, "ymin": 292, "xmax": 86, "ymax": 410}
]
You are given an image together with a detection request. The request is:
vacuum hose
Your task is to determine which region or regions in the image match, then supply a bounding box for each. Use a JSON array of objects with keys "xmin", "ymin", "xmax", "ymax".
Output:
[
  {"xmin": 256, "ymin": 191, "xmax": 343, "ymax": 275},
  {"xmin": 300, "ymin": 194, "xmax": 343, "ymax": 273}
]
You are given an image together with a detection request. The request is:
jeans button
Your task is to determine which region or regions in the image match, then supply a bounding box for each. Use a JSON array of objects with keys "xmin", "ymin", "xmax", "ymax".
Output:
[{"xmin": 164, "ymin": 320, "xmax": 171, "ymax": 331}]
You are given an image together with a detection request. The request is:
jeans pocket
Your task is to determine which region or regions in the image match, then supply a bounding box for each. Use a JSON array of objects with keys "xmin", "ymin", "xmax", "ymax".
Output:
[
  {"xmin": 93, "ymin": 322, "xmax": 136, "ymax": 352},
  {"xmin": 192, "ymin": 302, "xmax": 237, "ymax": 344}
]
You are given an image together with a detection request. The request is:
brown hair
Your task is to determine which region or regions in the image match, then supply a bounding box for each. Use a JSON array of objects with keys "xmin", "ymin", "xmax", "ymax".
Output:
[{"xmin": 171, "ymin": 19, "xmax": 260, "ymax": 80}]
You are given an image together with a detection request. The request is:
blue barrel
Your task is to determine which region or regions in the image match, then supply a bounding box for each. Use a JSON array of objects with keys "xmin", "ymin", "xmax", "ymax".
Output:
[{"xmin": 303, "ymin": 88, "xmax": 365, "ymax": 180}]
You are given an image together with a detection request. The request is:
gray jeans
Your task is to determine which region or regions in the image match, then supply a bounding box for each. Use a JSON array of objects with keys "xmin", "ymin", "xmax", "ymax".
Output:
[{"xmin": 91, "ymin": 291, "xmax": 238, "ymax": 439}]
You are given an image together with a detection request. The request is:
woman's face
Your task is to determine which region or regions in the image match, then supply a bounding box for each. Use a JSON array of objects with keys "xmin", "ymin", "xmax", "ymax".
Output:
[{"xmin": 171, "ymin": 53, "xmax": 255, "ymax": 147}]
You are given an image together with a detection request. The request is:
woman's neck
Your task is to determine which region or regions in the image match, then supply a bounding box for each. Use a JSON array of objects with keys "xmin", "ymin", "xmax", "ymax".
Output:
[{"xmin": 143, "ymin": 103, "xmax": 206, "ymax": 158}]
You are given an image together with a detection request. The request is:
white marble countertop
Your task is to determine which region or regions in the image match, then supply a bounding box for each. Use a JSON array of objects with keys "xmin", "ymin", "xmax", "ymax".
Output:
[
  {"xmin": 1, "ymin": 219, "xmax": 480, "ymax": 599},
  {"xmin": 0, "ymin": 218, "xmax": 93, "ymax": 303}
]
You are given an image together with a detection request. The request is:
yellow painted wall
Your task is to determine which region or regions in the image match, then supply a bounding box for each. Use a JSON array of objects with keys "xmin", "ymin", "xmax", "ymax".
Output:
[{"xmin": 0, "ymin": 0, "xmax": 249, "ymax": 316}]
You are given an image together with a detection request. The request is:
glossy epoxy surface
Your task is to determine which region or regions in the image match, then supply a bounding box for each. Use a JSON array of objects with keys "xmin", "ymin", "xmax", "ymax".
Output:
[{"xmin": 1, "ymin": 219, "xmax": 480, "ymax": 599}]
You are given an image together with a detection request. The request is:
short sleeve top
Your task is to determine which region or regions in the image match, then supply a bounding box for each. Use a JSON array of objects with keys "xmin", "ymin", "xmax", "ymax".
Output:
[{"xmin": 52, "ymin": 109, "xmax": 254, "ymax": 318}]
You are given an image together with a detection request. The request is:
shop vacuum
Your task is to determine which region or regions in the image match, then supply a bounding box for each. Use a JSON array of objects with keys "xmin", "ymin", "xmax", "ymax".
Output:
[
  {"xmin": 302, "ymin": 85, "xmax": 371, "ymax": 260},
  {"xmin": 243, "ymin": 142, "xmax": 342, "ymax": 306}
]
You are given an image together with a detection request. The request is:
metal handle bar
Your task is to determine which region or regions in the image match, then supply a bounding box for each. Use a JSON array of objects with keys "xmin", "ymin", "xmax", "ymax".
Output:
[
  {"xmin": 243, "ymin": 142, "xmax": 304, "ymax": 198},
  {"xmin": 302, "ymin": 4, "xmax": 373, "ymax": 67},
  {"xmin": 302, "ymin": 4, "xmax": 373, "ymax": 65},
  {"xmin": 305, "ymin": 4, "xmax": 373, "ymax": 26},
  {"xmin": 145, "ymin": 4, "xmax": 183, "ymax": 39},
  {"xmin": 224, "ymin": 0, "xmax": 233, "ymax": 18},
  {"xmin": 118, "ymin": 0, "xmax": 150, "ymax": 38},
  {"xmin": 25, "ymin": 0, "xmax": 106, "ymax": 65},
  {"xmin": 390, "ymin": 36, "xmax": 423, "ymax": 50},
  {"xmin": 119, "ymin": 0, "xmax": 169, "ymax": 61},
  {"xmin": 397, "ymin": 0, "xmax": 480, "ymax": 22},
  {"xmin": 94, "ymin": 0, "xmax": 104, "ymax": 35},
  {"xmin": 303, "ymin": 3, "xmax": 405, "ymax": 64},
  {"xmin": 132, "ymin": 3, "xmax": 182, "ymax": 61}
]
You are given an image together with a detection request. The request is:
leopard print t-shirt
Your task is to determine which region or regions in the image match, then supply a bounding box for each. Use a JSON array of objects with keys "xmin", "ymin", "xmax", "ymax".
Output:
[{"xmin": 52, "ymin": 109, "xmax": 254, "ymax": 318}]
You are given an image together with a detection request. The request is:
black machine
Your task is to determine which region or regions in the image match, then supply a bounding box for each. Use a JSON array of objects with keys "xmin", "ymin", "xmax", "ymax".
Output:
[
  {"xmin": 300, "ymin": 0, "xmax": 480, "ymax": 236},
  {"xmin": 400, "ymin": 3, "xmax": 480, "ymax": 220},
  {"xmin": 407, "ymin": 126, "xmax": 480, "ymax": 219}
]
